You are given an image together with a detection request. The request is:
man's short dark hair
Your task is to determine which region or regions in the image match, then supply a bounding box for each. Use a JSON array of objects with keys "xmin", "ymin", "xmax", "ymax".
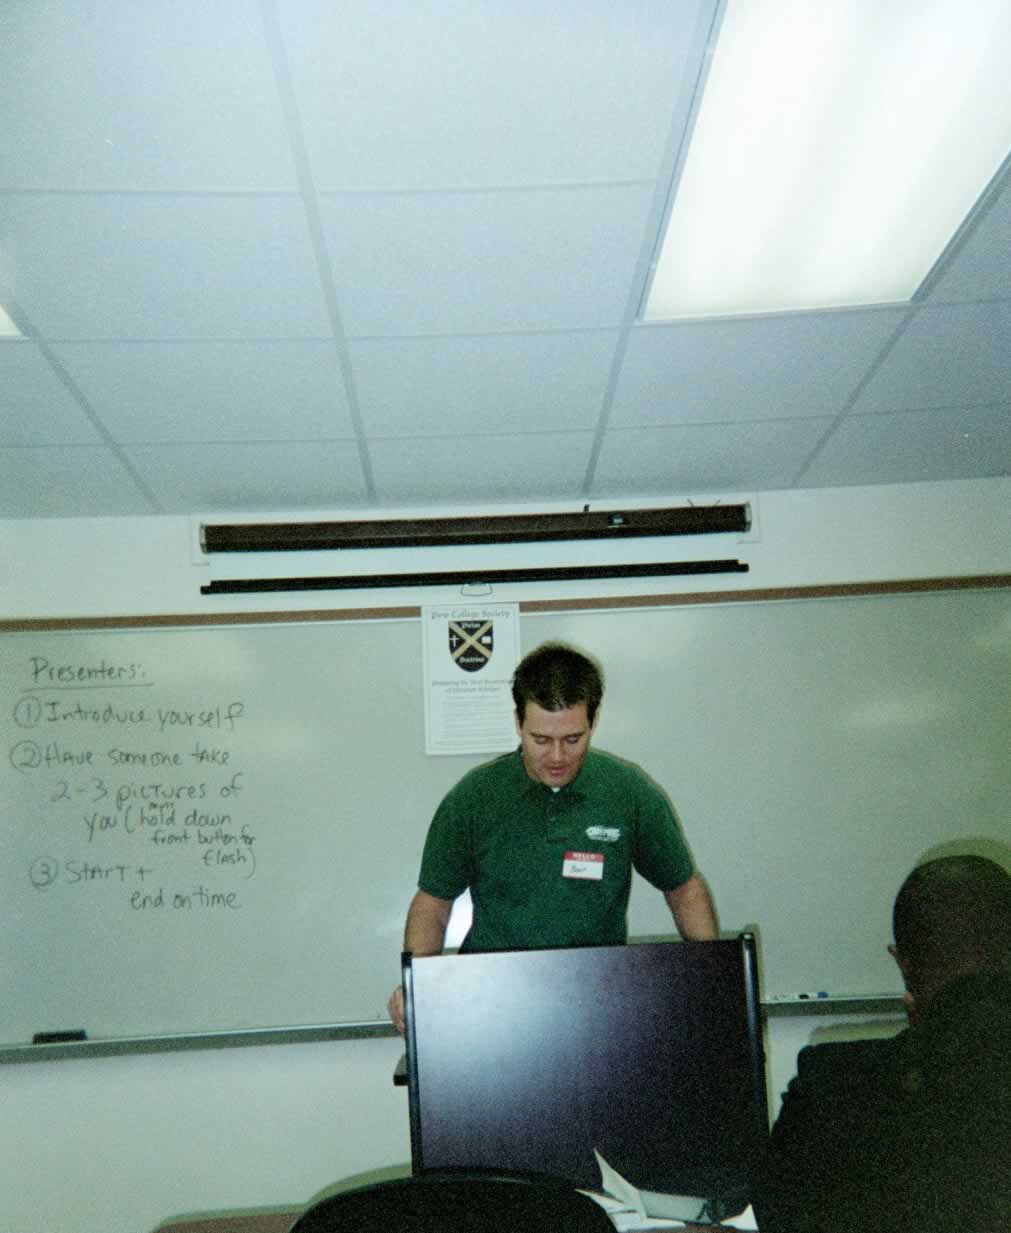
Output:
[
  {"xmin": 512, "ymin": 642, "xmax": 604, "ymax": 725},
  {"xmin": 893, "ymin": 855, "xmax": 1011, "ymax": 996}
]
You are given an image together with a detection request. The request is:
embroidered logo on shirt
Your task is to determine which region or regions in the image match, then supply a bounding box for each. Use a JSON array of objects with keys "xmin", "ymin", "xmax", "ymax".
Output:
[{"xmin": 585, "ymin": 826, "xmax": 620, "ymax": 843}]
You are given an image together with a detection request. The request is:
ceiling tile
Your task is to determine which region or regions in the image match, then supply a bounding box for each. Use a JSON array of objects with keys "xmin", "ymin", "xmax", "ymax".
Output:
[
  {"xmin": 53, "ymin": 342, "xmax": 355, "ymax": 442},
  {"xmin": 352, "ymin": 331, "xmax": 619, "ymax": 436},
  {"xmin": 801, "ymin": 405, "xmax": 1011, "ymax": 488},
  {"xmin": 123, "ymin": 441, "xmax": 370, "ymax": 514},
  {"xmin": 319, "ymin": 185, "xmax": 653, "ymax": 336},
  {"xmin": 611, "ymin": 310, "xmax": 908, "ymax": 427},
  {"xmin": 926, "ymin": 173, "xmax": 1011, "ymax": 304},
  {"xmin": 0, "ymin": 342, "xmax": 102, "ymax": 445},
  {"xmin": 0, "ymin": 194, "xmax": 329, "ymax": 340},
  {"xmin": 0, "ymin": 446, "xmax": 158, "ymax": 517},
  {"xmin": 283, "ymin": 0, "xmax": 715, "ymax": 189},
  {"xmin": 592, "ymin": 419, "xmax": 831, "ymax": 495},
  {"xmin": 854, "ymin": 302, "xmax": 1011, "ymax": 413},
  {"xmin": 369, "ymin": 431, "xmax": 594, "ymax": 504},
  {"xmin": 0, "ymin": 0, "xmax": 293, "ymax": 190}
]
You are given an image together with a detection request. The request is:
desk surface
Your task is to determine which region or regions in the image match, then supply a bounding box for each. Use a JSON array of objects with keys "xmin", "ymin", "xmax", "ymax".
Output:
[
  {"xmin": 151, "ymin": 1206, "xmax": 732, "ymax": 1233},
  {"xmin": 152, "ymin": 1208, "xmax": 300, "ymax": 1233}
]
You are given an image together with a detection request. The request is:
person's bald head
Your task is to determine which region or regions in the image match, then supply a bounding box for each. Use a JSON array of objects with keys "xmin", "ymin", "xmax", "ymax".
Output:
[{"xmin": 891, "ymin": 855, "xmax": 1011, "ymax": 1017}]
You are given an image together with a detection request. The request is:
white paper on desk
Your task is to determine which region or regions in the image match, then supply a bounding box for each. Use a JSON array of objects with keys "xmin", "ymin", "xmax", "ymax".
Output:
[
  {"xmin": 725, "ymin": 1204, "xmax": 757, "ymax": 1231},
  {"xmin": 578, "ymin": 1189, "xmax": 646, "ymax": 1228},
  {"xmin": 593, "ymin": 1151, "xmax": 709, "ymax": 1224},
  {"xmin": 594, "ymin": 1151, "xmax": 646, "ymax": 1221},
  {"xmin": 592, "ymin": 1153, "xmax": 759, "ymax": 1231}
]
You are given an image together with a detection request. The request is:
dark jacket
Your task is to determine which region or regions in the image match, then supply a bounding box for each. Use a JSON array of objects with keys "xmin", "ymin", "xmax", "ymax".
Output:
[{"xmin": 753, "ymin": 972, "xmax": 1011, "ymax": 1233}]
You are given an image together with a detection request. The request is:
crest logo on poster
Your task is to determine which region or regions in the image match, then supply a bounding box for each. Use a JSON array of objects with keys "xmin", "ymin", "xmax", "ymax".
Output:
[{"xmin": 449, "ymin": 620, "xmax": 494, "ymax": 673}]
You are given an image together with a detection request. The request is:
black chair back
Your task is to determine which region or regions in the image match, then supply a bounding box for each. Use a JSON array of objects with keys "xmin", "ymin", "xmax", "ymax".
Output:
[{"xmin": 288, "ymin": 1169, "xmax": 614, "ymax": 1232}]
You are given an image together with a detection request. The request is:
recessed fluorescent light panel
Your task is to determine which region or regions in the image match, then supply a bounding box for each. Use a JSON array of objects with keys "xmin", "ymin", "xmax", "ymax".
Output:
[
  {"xmin": 0, "ymin": 305, "xmax": 21, "ymax": 337},
  {"xmin": 645, "ymin": 0, "xmax": 1011, "ymax": 320}
]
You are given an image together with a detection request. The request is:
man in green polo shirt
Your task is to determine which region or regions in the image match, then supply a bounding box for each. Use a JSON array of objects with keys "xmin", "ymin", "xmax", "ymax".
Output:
[{"xmin": 388, "ymin": 641, "xmax": 718, "ymax": 1033}]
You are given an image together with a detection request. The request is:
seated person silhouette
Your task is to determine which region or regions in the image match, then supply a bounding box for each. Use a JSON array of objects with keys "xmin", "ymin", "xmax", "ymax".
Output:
[{"xmin": 754, "ymin": 854, "xmax": 1011, "ymax": 1233}]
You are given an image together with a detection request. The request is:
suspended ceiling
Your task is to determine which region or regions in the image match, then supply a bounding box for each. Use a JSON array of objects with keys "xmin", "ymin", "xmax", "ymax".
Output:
[{"xmin": 1, "ymin": 1, "xmax": 1009, "ymax": 523}]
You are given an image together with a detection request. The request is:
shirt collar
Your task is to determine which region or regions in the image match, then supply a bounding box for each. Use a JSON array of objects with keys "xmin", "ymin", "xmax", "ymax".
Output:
[{"xmin": 509, "ymin": 746, "xmax": 592, "ymax": 800}]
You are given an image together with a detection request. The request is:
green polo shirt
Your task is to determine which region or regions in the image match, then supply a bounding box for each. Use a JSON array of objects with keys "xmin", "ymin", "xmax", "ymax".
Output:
[{"xmin": 418, "ymin": 747, "xmax": 694, "ymax": 952}]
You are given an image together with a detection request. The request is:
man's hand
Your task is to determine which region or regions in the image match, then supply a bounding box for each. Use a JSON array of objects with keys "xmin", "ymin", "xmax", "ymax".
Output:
[
  {"xmin": 388, "ymin": 984, "xmax": 407, "ymax": 1035},
  {"xmin": 389, "ymin": 890, "xmax": 454, "ymax": 1036}
]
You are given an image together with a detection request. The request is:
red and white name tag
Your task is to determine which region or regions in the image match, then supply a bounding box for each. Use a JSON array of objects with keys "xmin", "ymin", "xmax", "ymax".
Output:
[{"xmin": 562, "ymin": 851, "xmax": 604, "ymax": 880}]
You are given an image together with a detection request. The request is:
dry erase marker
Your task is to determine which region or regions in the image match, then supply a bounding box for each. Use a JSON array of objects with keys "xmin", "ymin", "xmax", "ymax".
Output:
[{"xmin": 767, "ymin": 993, "xmax": 831, "ymax": 1003}]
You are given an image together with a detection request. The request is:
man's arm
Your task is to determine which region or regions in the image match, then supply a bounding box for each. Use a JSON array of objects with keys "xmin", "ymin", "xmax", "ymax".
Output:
[
  {"xmin": 387, "ymin": 889, "xmax": 454, "ymax": 1034},
  {"xmin": 404, "ymin": 888, "xmax": 454, "ymax": 954},
  {"xmin": 664, "ymin": 873, "xmax": 719, "ymax": 940},
  {"xmin": 751, "ymin": 1061, "xmax": 822, "ymax": 1233},
  {"xmin": 753, "ymin": 1042, "xmax": 891, "ymax": 1232}
]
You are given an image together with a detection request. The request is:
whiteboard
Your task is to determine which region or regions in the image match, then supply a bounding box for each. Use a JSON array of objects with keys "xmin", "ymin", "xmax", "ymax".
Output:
[{"xmin": 2, "ymin": 586, "xmax": 1009, "ymax": 1046}]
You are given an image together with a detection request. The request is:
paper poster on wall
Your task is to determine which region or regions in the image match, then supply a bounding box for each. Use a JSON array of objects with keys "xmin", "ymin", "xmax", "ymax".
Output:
[{"xmin": 422, "ymin": 603, "xmax": 520, "ymax": 755}]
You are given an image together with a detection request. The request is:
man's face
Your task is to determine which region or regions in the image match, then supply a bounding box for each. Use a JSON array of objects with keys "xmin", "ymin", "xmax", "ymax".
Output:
[{"xmin": 516, "ymin": 701, "xmax": 595, "ymax": 789}]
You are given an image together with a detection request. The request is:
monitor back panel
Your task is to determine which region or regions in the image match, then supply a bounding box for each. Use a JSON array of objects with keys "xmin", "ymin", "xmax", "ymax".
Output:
[{"xmin": 404, "ymin": 937, "xmax": 768, "ymax": 1202}]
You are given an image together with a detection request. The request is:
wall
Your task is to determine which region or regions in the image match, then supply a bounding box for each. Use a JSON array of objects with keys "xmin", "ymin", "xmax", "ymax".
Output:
[
  {"xmin": 2, "ymin": 1036, "xmax": 410, "ymax": 1233},
  {"xmin": 1, "ymin": 477, "xmax": 1008, "ymax": 1233},
  {"xmin": 4, "ymin": 478, "xmax": 1009, "ymax": 621}
]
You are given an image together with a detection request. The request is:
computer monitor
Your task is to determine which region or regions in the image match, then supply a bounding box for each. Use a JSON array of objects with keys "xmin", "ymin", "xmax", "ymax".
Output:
[{"xmin": 403, "ymin": 934, "xmax": 769, "ymax": 1220}]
